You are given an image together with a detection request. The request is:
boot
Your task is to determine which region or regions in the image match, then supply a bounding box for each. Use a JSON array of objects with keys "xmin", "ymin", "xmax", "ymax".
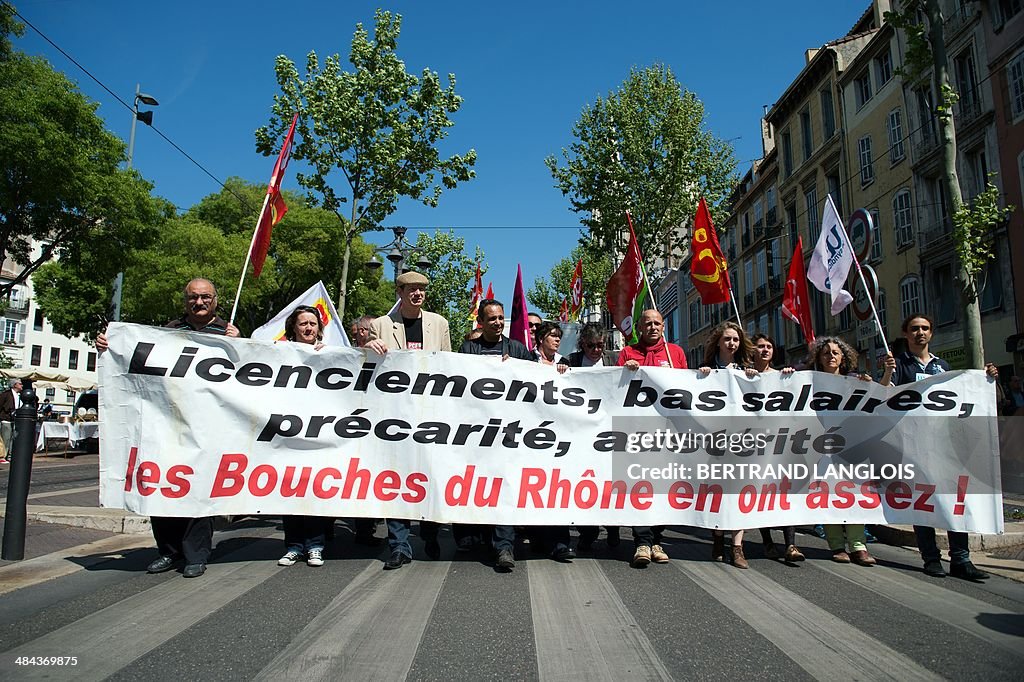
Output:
[
  {"xmin": 732, "ymin": 544, "xmax": 749, "ymax": 569},
  {"xmin": 711, "ymin": 533, "xmax": 725, "ymax": 562}
]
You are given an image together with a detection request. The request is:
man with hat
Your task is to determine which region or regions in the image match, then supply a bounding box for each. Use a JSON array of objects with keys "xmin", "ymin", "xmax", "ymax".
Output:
[{"xmin": 366, "ymin": 270, "xmax": 452, "ymax": 569}]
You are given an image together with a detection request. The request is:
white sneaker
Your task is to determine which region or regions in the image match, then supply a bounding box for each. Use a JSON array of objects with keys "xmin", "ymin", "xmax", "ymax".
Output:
[
  {"xmin": 306, "ymin": 548, "xmax": 324, "ymax": 567},
  {"xmin": 278, "ymin": 550, "xmax": 302, "ymax": 567}
]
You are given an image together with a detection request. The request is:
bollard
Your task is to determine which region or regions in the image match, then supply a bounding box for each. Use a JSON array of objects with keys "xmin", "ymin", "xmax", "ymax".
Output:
[{"xmin": 2, "ymin": 379, "xmax": 39, "ymax": 560}]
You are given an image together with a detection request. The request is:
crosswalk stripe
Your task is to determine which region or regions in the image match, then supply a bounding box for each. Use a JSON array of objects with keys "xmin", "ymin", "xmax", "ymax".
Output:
[
  {"xmin": 0, "ymin": 484, "xmax": 99, "ymax": 507},
  {"xmin": 528, "ymin": 558, "xmax": 672, "ymax": 681},
  {"xmin": 0, "ymin": 533, "xmax": 152, "ymax": 596},
  {"xmin": 254, "ymin": 560, "xmax": 449, "ymax": 681},
  {"xmin": 810, "ymin": 558, "xmax": 1024, "ymax": 659},
  {"xmin": 0, "ymin": 555, "xmax": 282, "ymax": 681},
  {"xmin": 673, "ymin": 552, "xmax": 943, "ymax": 681}
]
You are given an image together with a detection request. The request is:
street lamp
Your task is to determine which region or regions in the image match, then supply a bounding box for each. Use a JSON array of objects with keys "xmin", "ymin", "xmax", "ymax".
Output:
[
  {"xmin": 365, "ymin": 227, "xmax": 432, "ymax": 283},
  {"xmin": 112, "ymin": 84, "xmax": 158, "ymax": 322}
]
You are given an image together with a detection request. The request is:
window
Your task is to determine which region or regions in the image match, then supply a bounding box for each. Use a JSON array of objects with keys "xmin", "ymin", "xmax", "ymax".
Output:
[
  {"xmin": 827, "ymin": 173, "xmax": 843, "ymax": 217},
  {"xmin": 49, "ymin": 347, "xmax": 60, "ymax": 368},
  {"xmin": 768, "ymin": 239, "xmax": 780, "ymax": 281},
  {"xmin": 805, "ymin": 187, "xmax": 820, "ymax": 243},
  {"xmin": 821, "ymin": 86, "xmax": 836, "ymax": 139},
  {"xmin": 66, "ymin": 390, "xmax": 76, "ymax": 404},
  {"xmin": 31, "ymin": 345, "xmax": 41, "ymax": 366},
  {"xmin": 782, "ymin": 131, "xmax": 793, "ymax": 177},
  {"xmin": 995, "ymin": 0, "xmax": 1023, "ymax": 28},
  {"xmin": 800, "ymin": 107, "xmax": 813, "ymax": 161},
  {"xmin": 932, "ymin": 264, "xmax": 956, "ymax": 324},
  {"xmin": 69, "ymin": 349, "xmax": 79, "ymax": 370},
  {"xmin": 869, "ymin": 209, "xmax": 883, "ymax": 261},
  {"xmin": 854, "ymin": 70, "xmax": 872, "ymax": 109},
  {"xmin": 744, "ymin": 259, "xmax": 754, "ymax": 294},
  {"xmin": 954, "ymin": 48, "xmax": 978, "ymax": 112},
  {"xmin": 900, "ymin": 275, "xmax": 922, "ymax": 322},
  {"xmin": 888, "ymin": 108, "xmax": 905, "ymax": 163},
  {"xmin": 754, "ymin": 200, "xmax": 764, "ymax": 228},
  {"xmin": 917, "ymin": 87, "xmax": 936, "ymax": 140},
  {"xmin": 979, "ymin": 257, "xmax": 1003, "ymax": 312},
  {"xmin": 875, "ymin": 289, "xmax": 888, "ymax": 346},
  {"xmin": 1010, "ymin": 51, "xmax": 1024, "ymax": 119},
  {"xmin": 87, "ymin": 352, "xmax": 96, "ymax": 372},
  {"xmin": 858, "ymin": 136, "xmax": 874, "ymax": 185},
  {"xmin": 786, "ymin": 203, "xmax": 798, "ymax": 247},
  {"xmin": 689, "ymin": 302, "xmax": 699, "ymax": 333},
  {"xmin": 893, "ymin": 189, "xmax": 914, "ymax": 248},
  {"xmin": 45, "ymin": 387, "xmax": 55, "ymax": 399},
  {"xmin": 33, "ymin": 309, "xmax": 43, "ymax": 331},
  {"xmin": 875, "ymin": 49, "xmax": 893, "ymax": 86},
  {"xmin": 756, "ymin": 251, "xmax": 767, "ymax": 288},
  {"xmin": 3, "ymin": 320, "xmax": 17, "ymax": 345},
  {"xmin": 839, "ymin": 306, "xmax": 852, "ymax": 331},
  {"xmin": 965, "ymin": 148, "xmax": 988, "ymax": 200}
]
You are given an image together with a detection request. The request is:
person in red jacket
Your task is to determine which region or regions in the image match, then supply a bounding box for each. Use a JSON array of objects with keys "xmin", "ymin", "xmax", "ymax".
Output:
[{"xmin": 617, "ymin": 309, "xmax": 687, "ymax": 567}]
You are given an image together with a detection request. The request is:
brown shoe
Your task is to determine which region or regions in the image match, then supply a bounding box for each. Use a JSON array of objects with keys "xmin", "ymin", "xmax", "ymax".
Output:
[
  {"xmin": 711, "ymin": 534, "xmax": 725, "ymax": 562},
  {"xmin": 850, "ymin": 550, "xmax": 876, "ymax": 566},
  {"xmin": 650, "ymin": 544, "xmax": 669, "ymax": 563},
  {"xmin": 631, "ymin": 545, "xmax": 652, "ymax": 568},
  {"xmin": 732, "ymin": 545, "xmax": 749, "ymax": 569},
  {"xmin": 831, "ymin": 549, "xmax": 851, "ymax": 563},
  {"xmin": 763, "ymin": 542, "xmax": 780, "ymax": 559},
  {"xmin": 784, "ymin": 545, "xmax": 805, "ymax": 562}
]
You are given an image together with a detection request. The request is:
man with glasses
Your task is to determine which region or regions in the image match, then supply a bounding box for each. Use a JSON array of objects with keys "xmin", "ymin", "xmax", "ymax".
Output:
[
  {"xmin": 97, "ymin": 277, "xmax": 240, "ymax": 579},
  {"xmin": 349, "ymin": 315, "xmax": 374, "ymax": 348}
]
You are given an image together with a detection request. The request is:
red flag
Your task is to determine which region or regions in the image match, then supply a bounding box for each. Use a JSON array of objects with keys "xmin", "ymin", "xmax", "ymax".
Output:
[
  {"xmin": 569, "ymin": 258, "xmax": 583, "ymax": 319},
  {"xmin": 689, "ymin": 197, "xmax": 731, "ymax": 304},
  {"xmin": 605, "ymin": 213, "xmax": 649, "ymax": 345},
  {"xmin": 510, "ymin": 265, "xmax": 532, "ymax": 350},
  {"xmin": 251, "ymin": 113, "xmax": 298, "ymax": 277},
  {"xmin": 468, "ymin": 262, "xmax": 483, "ymax": 322},
  {"xmin": 782, "ymin": 237, "xmax": 815, "ymax": 346},
  {"xmin": 559, "ymin": 298, "xmax": 569, "ymax": 322},
  {"xmin": 484, "ymin": 282, "xmax": 494, "ymax": 300}
]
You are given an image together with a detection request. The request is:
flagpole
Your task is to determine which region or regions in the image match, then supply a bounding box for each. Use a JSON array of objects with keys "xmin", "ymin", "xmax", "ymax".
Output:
[
  {"xmin": 828, "ymin": 196, "xmax": 891, "ymax": 358},
  {"xmin": 728, "ymin": 282, "xmax": 743, "ymax": 327},
  {"xmin": 626, "ymin": 211, "xmax": 658, "ymax": 313},
  {"xmin": 229, "ymin": 192, "xmax": 271, "ymax": 325}
]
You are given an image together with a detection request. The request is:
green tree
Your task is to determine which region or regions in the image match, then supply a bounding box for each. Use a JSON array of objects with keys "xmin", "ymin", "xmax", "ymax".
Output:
[
  {"xmin": 885, "ymin": 1, "xmax": 1015, "ymax": 368},
  {"xmin": 546, "ymin": 65, "xmax": 736, "ymax": 272},
  {"xmin": 1, "ymin": 7, "xmax": 158, "ymax": 306},
  {"xmin": 256, "ymin": 9, "xmax": 476, "ymax": 322},
  {"xmin": 410, "ymin": 230, "xmax": 484, "ymax": 343},
  {"xmin": 528, "ymin": 242, "xmax": 613, "ymax": 320}
]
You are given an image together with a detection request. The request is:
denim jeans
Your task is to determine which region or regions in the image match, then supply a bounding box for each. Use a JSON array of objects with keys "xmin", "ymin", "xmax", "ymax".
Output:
[
  {"xmin": 914, "ymin": 525, "xmax": 970, "ymax": 565},
  {"xmin": 387, "ymin": 519, "xmax": 438, "ymax": 558},
  {"xmin": 282, "ymin": 515, "xmax": 328, "ymax": 552},
  {"xmin": 492, "ymin": 525, "xmax": 515, "ymax": 552}
]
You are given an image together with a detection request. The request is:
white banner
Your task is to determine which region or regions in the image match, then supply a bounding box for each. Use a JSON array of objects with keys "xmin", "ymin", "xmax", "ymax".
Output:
[{"xmin": 99, "ymin": 323, "xmax": 1004, "ymax": 533}]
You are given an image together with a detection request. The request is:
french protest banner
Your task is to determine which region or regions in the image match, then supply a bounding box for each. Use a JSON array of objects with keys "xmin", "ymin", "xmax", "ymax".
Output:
[{"xmin": 98, "ymin": 323, "xmax": 1004, "ymax": 533}]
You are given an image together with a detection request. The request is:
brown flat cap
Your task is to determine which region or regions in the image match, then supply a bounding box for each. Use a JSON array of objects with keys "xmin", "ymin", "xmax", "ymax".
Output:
[{"xmin": 396, "ymin": 271, "xmax": 429, "ymax": 287}]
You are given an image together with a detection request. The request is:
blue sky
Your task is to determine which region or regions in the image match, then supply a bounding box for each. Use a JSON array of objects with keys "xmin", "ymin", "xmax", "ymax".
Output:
[{"xmin": 13, "ymin": 0, "xmax": 869, "ymax": 310}]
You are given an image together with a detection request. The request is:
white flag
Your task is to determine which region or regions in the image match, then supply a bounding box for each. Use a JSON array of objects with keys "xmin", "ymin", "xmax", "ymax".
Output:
[
  {"xmin": 806, "ymin": 194, "xmax": 854, "ymax": 315},
  {"xmin": 251, "ymin": 281, "xmax": 350, "ymax": 346}
]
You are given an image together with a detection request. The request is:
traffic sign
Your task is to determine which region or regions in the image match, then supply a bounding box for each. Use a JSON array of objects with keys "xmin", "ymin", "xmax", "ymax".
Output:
[
  {"xmin": 847, "ymin": 208, "xmax": 873, "ymax": 263},
  {"xmin": 851, "ymin": 263, "xmax": 878, "ymax": 322}
]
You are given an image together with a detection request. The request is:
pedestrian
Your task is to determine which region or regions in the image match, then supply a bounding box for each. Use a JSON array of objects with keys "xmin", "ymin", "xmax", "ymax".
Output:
[
  {"xmin": 366, "ymin": 271, "xmax": 452, "ymax": 570},
  {"xmin": 698, "ymin": 321, "xmax": 756, "ymax": 568},
  {"xmin": 1003, "ymin": 375, "xmax": 1024, "ymax": 417},
  {"xmin": 749, "ymin": 334, "xmax": 803, "ymax": 563},
  {"xmin": 345, "ymin": 313, "xmax": 382, "ymax": 546},
  {"xmin": 893, "ymin": 313, "xmax": 993, "ymax": 581},
  {"xmin": 0, "ymin": 379, "xmax": 21, "ymax": 463},
  {"xmin": 804, "ymin": 335, "xmax": 892, "ymax": 567},
  {"xmin": 459, "ymin": 298, "xmax": 534, "ymax": 571},
  {"xmin": 277, "ymin": 306, "xmax": 331, "ymax": 568},
  {"xmin": 349, "ymin": 315, "xmax": 374, "ymax": 349},
  {"xmin": 618, "ymin": 309, "xmax": 687, "ymax": 568},
  {"xmin": 97, "ymin": 277, "xmax": 241, "ymax": 578}
]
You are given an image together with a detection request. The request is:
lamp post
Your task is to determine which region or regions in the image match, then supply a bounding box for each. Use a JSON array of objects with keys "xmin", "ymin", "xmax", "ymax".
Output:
[
  {"xmin": 112, "ymin": 84, "xmax": 158, "ymax": 322},
  {"xmin": 365, "ymin": 227, "xmax": 432, "ymax": 284}
]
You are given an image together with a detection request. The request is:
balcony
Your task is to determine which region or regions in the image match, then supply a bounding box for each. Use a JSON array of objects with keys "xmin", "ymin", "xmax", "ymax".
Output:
[
  {"xmin": 944, "ymin": 1, "xmax": 978, "ymax": 40},
  {"xmin": 919, "ymin": 217, "xmax": 953, "ymax": 251},
  {"xmin": 744, "ymin": 292, "xmax": 754, "ymax": 310},
  {"xmin": 766, "ymin": 207, "xmax": 777, "ymax": 227},
  {"xmin": 915, "ymin": 127, "xmax": 940, "ymax": 160},
  {"xmin": 3, "ymin": 297, "xmax": 29, "ymax": 316},
  {"xmin": 769, "ymin": 275, "xmax": 783, "ymax": 292},
  {"xmin": 753, "ymin": 226, "xmax": 764, "ymax": 240},
  {"xmin": 955, "ymin": 95, "xmax": 986, "ymax": 128},
  {"xmin": 756, "ymin": 284, "xmax": 768, "ymax": 304},
  {"xmin": 741, "ymin": 230, "xmax": 751, "ymax": 249},
  {"xmin": 727, "ymin": 245, "xmax": 736, "ymax": 261}
]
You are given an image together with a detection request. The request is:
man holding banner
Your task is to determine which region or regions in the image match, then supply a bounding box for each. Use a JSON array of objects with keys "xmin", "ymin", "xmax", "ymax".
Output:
[
  {"xmin": 97, "ymin": 277, "xmax": 240, "ymax": 579},
  {"xmin": 366, "ymin": 271, "xmax": 452, "ymax": 569}
]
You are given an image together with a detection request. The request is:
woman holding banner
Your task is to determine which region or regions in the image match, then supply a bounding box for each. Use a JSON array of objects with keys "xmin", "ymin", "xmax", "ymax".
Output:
[
  {"xmin": 805, "ymin": 336, "xmax": 893, "ymax": 566},
  {"xmin": 698, "ymin": 322, "xmax": 756, "ymax": 568},
  {"xmin": 277, "ymin": 306, "xmax": 329, "ymax": 568}
]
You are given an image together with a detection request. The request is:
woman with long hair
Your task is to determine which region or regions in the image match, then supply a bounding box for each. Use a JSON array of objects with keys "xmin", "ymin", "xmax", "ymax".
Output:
[
  {"xmin": 277, "ymin": 306, "xmax": 329, "ymax": 568},
  {"xmin": 698, "ymin": 321, "xmax": 755, "ymax": 568},
  {"xmin": 804, "ymin": 335, "xmax": 892, "ymax": 566}
]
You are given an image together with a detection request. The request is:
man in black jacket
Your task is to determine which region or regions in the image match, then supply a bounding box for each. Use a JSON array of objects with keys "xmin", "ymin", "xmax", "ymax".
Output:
[{"xmin": 0, "ymin": 379, "xmax": 21, "ymax": 463}]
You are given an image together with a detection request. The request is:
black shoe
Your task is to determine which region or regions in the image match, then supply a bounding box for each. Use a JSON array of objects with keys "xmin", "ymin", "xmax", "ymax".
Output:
[
  {"xmin": 456, "ymin": 536, "xmax": 476, "ymax": 553},
  {"xmin": 496, "ymin": 548, "xmax": 515, "ymax": 572},
  {"xmin": 146, "ymin": 555, "xmax": 180, "ymax": 574},
  {"xmin": 424, "ymin": 538, "xmax": 441, "ymax": 560},
  {"xmin": 182, "ymin": 563, "xmax": 206, "ymax": 578},
  {"xmin": 922, "ymin": 559, "xmax": 947, "ymax": 577},
  {"xmin": 551, "ymin": 545, "xmax": 575, "ymax": 562},
  {"xmin": 354, "ymin": 533, "xmax": 382, "ymax": 546},
  {"xmin": 606, "ymin": 527, "xmax": 620, "ymax": 548},
  {"xmin": 383, "ymin": 551, "xmax": 411, "ymax": 570},
  {"xmin": 950, "ymin": 561, "xmax": 990, "ymax": 581}
]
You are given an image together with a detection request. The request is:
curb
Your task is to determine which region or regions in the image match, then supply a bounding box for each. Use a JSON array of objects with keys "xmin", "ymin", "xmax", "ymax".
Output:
[
  {"xmin": 26, "ymin": 506, "xmax": 151, "ymax": 534},
  {"xmin": 872, "ymin": 523, "xmax": 1024, "ymax": 551}
]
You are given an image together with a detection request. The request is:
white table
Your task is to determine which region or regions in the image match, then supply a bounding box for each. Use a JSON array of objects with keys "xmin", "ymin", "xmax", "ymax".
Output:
[{"xmin": 36, "ymin": 421, "xmax": 101, "ymax": 453}]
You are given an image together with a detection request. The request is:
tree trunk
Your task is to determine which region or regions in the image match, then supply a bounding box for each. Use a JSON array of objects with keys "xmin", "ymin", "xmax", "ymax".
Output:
[
  {"xmin": 336, "ymin": 201, "xmax": 358, "ymax": 322},
  {"xmin": 926, "ymin": 0, "xmax": 983, "ymax": 367}
]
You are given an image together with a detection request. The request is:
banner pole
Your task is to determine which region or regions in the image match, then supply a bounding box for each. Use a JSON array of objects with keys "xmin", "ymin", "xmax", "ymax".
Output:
[{"xmin": 230, "ymin": 192, "xmax": 271, "ymax": 325}]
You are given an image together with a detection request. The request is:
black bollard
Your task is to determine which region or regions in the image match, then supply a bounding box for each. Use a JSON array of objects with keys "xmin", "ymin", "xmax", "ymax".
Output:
[{"xmin": 2, "ymin": 379, "xmax": 39, "ymax": 560}]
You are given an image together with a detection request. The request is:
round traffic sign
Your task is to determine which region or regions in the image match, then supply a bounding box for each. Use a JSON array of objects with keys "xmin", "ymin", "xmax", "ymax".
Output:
[
  {"xmin": 847, "ymin": 208, "xmax": 873, "ymax": 263},
  {"xmin": 852, "ymin": 263, "xmax": 878, "ymax": 322}
]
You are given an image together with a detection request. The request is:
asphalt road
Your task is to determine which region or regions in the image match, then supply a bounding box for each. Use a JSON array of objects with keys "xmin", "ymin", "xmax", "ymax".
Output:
[{"xmin": 0, "ymin": 518, "xmax": 1021, "ymax": 681}]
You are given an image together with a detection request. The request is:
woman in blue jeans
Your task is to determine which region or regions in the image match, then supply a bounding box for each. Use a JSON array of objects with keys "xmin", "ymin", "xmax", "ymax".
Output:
[{"xmin": 277, "ymin": 306, "xmax": 330, "ymax": 568}]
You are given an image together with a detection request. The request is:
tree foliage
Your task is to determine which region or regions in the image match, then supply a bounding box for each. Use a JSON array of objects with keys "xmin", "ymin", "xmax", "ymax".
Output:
[
  {"xmin": 0, "ymin": 8, "xmax": 158, "ymax": 302},
  {"xmin": 255, "ymin": 9, "xmax": 476, "ymax": 320},
  {"xmin": 528, "ymin": 242, "xmax": 613, "ymax": 320},
  {"xmin": 546, "ymin": 65, "xmax": 736, "ymax": 269}
]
